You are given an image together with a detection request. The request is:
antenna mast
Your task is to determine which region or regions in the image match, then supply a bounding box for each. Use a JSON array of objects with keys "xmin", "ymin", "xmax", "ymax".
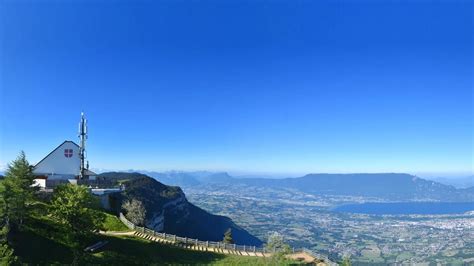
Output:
[{"xmin": 78, "ymin": 112, "xmax": 88, "ymax": 179}]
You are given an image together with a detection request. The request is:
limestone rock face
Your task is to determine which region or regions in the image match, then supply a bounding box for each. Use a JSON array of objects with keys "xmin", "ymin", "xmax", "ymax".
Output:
[
  {"xmin": 146, "ymin": 211, "xmax": 164, "ymax": 231},
  {"xmin": 114, "ymin": 174, "xmax": 262, "ymax": 246}
]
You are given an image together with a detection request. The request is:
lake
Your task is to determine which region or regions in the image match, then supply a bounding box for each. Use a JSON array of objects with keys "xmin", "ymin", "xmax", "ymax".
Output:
[{"xmin": 333, "ymin": 202, "xmax": 474, "ymax": 215}]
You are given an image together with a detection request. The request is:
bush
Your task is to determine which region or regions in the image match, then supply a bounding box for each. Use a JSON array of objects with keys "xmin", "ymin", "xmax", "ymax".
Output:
[
  {"xmin": 265, "ymin": 231, "xmax": 291, "ymax": 259},
  {"xmin": 122, "ymin": 199, "xmax": 146, "ymax": 226}
]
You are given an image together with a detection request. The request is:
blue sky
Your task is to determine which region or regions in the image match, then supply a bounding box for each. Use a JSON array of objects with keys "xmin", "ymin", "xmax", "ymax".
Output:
[{"xmin": 0, "ymin": 0, "xmax": 472, "ymax": 177}]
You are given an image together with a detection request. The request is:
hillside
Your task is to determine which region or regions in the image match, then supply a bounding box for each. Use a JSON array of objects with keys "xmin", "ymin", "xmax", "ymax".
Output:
[
  {"xmin": 152, "ymin": 172, "xmax": 474, "ymax": 202},
  {"xmin": 99, "ymin": 172, "xmax": 262, "ymax": 246},
  {"xmin": 13, "ymin": 205, "xmax": 288, "ymax": 265},
  {"xmin": 428, "ymin": 176, "xmax": 474, "ymax": 189},
  {"xmin": 238, "ymin": 173, "xmax": 472, "ymax": 201},
  {"xmin": 462, "ymin": 186, "xmax": 474, "ymax": 194},
  {"xmin": 148, "ymin": 171, "xmax": 233, "ymax": 187}
]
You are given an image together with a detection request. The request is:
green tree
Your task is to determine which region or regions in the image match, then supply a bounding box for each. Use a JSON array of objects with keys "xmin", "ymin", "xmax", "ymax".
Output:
[
  {"xmin": 0, "ymin": 223, "xmax": 17, "ymax": 265},
  {"xmin": 266, "ymin": 232, "xmax": 291, "ymax": 259},
  {"xmin": 0, "ymin": 151, "xmax": 37, "ymax": 231},
  {"xmin": 122, "ymin": 199, "xmax": 146, "ymax": 226},
  {"xmin": 50, "ymin": 184, "xmax": 105, "ymax": 264},
  {"xmin": 341, "ymin": 257, "xmax": 352, "ymax": 266},
  {"xmin": 50, "ymin": 184, "xmax": 105, "ymax": 236},
  {"xmin": 223, "ymin": 228, "xmax": 234, "ymax": 244},
  {"xmin": 0, "ymin": 176, "xmax": 18, "ymax": 264}
]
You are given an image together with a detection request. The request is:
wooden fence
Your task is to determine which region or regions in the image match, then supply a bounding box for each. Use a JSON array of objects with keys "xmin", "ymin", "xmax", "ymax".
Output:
[
  {"xmin": 119, "ymin": 212, "xmax": 336, "ymax": 264},
  {"xmin": 120, "ymin": 213, "xmax": 284, "ymax": 254},
  {"xmin": 302, "ymin": 248, "xmax": 337, "ymax": 266}
]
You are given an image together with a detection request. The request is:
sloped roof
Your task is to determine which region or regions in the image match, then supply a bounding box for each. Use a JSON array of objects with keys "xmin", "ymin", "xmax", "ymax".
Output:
[{"xmin": 34, "ymin": 140, "xmax": 79, "ymax": 167}]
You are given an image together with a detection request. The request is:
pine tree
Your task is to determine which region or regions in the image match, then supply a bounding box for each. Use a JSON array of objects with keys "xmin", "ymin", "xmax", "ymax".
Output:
[
  {"xmin": 1, "ymin": 151, "xmax": 37, "ymax": 230},
  {"xmin": 0, "ymin": 167, "xmax": 18, "ymax": 264},
  {"xmin": 0, "ymin": 223, "xmax": 17, "ymax": 265},
  {"xmin": 223, "ymin": 228, "xmax": 234, "ymax": 244}
]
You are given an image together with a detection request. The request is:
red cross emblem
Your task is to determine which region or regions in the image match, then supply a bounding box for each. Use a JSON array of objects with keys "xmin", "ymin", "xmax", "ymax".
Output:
[{"xmin": 64, "ymin": 149, "xmax": 73, "ymax": 158}]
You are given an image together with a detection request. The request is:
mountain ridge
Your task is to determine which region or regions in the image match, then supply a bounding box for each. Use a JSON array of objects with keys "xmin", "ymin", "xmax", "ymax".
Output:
[
  {"xmin": 426, "ymin": 175, "xmax": 474, "ymax": 189},
  {"xmin": 98, "ymin": 172, "xmax": 262, "ymax": 246},
  {"xmin": 147, "ymin": 172, "xmax": 473, "ymax": 202}
]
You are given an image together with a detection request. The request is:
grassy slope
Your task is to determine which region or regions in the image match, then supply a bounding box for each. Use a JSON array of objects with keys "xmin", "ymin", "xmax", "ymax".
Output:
[
  {"xmin": 88, "ymin": 234, "xmax": 289, "ymax": 266},
  {"xmin": 13, "ymin": 206, "xmax": 296, "ymax": 265},
  {"xmin": 102, "ymin": 212, "xmax": 129, "ymax": 232}
]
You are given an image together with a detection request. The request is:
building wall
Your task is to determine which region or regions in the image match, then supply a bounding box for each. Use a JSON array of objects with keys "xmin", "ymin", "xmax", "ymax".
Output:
[
  {"xmin": 32, "ymin": 179, "xmax": 46, "ymax": 188},
  {"xmin": 34, "ymin": 141, "xmax": 81, "ymax": 178},
  {"xmin": 97, "ymin": 194, "xmax": 111, "ymax": 210}
]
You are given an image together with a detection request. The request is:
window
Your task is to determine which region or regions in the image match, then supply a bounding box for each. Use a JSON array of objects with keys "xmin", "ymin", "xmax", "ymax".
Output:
[{"xmin": 64, "ymin": 149, "xmax": 73, "ymax": 158}]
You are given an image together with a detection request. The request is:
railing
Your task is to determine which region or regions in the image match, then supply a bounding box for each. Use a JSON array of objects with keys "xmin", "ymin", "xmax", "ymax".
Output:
[
  {"xmin": 119, "ymin": 213, "xmax": 278, "ymax": 253},
  {"xmin": 302, "ymin": 248, "xmax": 338, "ymax": 266},
  {"xmin": 119, "ymin": 213, "xmax": 335, "ymax": 264},
  {"xmin": 119, "ymin": 213, "xmax": 136, "ymax": 230}
]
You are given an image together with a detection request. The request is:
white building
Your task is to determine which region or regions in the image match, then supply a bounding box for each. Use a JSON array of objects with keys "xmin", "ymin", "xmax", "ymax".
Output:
[
  {"xmin": 32, "ymin": 113, "xmax": 97, "ymax": 188},
  {"xmin": 33, "ymin": 140, "xmax": 96, "ymax": 188}
]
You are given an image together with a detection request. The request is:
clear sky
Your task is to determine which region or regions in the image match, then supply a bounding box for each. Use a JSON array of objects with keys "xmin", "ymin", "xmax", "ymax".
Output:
[{"xmin": 0, "ymin": 0, "xmax": 472, "ymax": 177}]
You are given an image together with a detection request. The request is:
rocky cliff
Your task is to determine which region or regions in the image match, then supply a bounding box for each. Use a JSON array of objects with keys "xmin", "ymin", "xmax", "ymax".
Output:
[{"xmin": 100, "ymin": 172, "xmax": 262, "ymax": 246}]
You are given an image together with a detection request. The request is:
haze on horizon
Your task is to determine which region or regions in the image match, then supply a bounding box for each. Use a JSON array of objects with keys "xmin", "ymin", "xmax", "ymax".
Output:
[{"xmin": 1, "ymin": 1, "xmax": 472, "ymax": 177}]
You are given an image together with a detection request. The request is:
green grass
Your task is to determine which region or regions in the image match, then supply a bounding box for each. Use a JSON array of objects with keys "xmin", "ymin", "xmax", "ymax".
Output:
[
  {"xmin": 13, "ymin": 214, "xmax": 76, "ymax": 264},
  {"xmin": 102, "ymin": 213, "xmax": 130, "ymax": 232},
  {"xmin": 86, "ymin": 235, "xmax": 296, "ymax": 265},
  {"xmin": 12, "ymin": 203, "xmax": 298, "ymax": 265}
]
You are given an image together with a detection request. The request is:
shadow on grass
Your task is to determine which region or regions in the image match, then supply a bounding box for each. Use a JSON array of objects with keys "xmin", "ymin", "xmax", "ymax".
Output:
[
  {"xmin": 13, "ymin": 215, "xmax": 290, "ymax": 265},
  {"xmin": 85, "ymin": 235, "xmax": 228, "ymax": 265},
  {"xmin": 13, "ymin": 215, "xmax": 227, "ymax": 265},
  {"xmin": 12, "ymin": 227, "xmax": 73, "ymax": 264}
]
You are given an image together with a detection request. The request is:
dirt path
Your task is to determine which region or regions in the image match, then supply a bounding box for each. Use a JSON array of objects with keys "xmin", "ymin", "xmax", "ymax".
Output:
[
  {"xmin": 286, "ymin": 251, "xmax": 321, "ymax": 264},
  {"xmin": 99, "ymin": 230, "xmax": 135, "ymax": 236}
]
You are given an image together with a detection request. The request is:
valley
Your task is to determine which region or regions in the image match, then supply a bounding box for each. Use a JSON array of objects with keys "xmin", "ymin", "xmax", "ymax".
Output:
[{"xmin": 181, "ymin": 183, "xmax": 474, "ymax": 265}]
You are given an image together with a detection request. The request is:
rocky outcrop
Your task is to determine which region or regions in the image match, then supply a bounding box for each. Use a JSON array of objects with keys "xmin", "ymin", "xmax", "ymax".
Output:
[
  {"xmin": 115, "ymin": 174, "xmax": 262, "ymax": 246},
  {"xmin": 146, "ymin": 210, "xmax": 164, "ymax": 231}
]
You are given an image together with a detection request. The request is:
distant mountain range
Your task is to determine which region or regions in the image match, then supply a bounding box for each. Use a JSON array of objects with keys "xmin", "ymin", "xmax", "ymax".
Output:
[
  {"xmin": 146, "ymin": 172, "xmax": 474, "ymax": 202},
  {"xmin": 150, "ymin": 171, "xmax": 234, "ymax": 186},
  {"xmin": 98, "ymin": 172, "xmax": 262, "ymax": 246},
  {"xmin": 425, "ymin": 176, "xmax": 474, "ymax": 189}
]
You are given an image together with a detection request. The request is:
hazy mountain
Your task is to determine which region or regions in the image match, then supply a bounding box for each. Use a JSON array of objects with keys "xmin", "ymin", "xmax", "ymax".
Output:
[
  {"xmin": 147, "ymin": 172, "xmax": 473, "ymax": 202},
  {"xmin": 148, "ymin": 171, "xmax": 233, "ymax": 187},
  {"xmin": 98, "ymin": 171, "xmax": 150, "ymax": 181},
  {"xmin": 99, "ymin": 172, "xmax": 262, "ymax": 246},
  {"xmin": 238, "ymin": 173, "xmax": 474, "ymax": 201},
  {"xmin": 148, "ymin": 171, "xmax": 201, "ymax": 187},
  {"xmin": 461, "ymin": 186, "xmax": 474, "ymax": 194},
  {"xmin": 426, "ymin": 176, "xmax": 474, "ymax": 189},
  {"xmin": 195, "ymin": 172, "xmax": 234, "ymax": 183}
]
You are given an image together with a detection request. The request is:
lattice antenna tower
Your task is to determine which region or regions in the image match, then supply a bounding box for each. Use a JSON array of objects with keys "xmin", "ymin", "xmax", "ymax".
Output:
[{"xmin": 78, "ymin": 112, "xmax": 88, "ymax": 179}]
